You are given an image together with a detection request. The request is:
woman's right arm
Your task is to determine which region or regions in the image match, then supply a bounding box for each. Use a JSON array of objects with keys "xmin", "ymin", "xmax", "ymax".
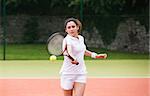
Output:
[{"xmin": 67, "ymin": 45, "xmax": 78, "ymax": 64}]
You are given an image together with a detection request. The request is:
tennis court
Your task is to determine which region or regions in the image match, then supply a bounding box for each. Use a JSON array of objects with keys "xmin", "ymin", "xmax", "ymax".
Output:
[
  {"xmin": 0, "ymin": 78, "xmax": 149, "ymax": 96},
  {"xmin": 0, "ymin": 60, "xmax": 149, "ymax": 96},
  {"xmin": 1, "ymin": 1, "xmax": 149, "ymax": 96}
]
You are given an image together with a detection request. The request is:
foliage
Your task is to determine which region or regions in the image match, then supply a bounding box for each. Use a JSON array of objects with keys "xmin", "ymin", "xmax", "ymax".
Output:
[
  {"xmin": 1, "ymin": 0, "xmax": 149, "ymax": 45},
  {"xmin": 19, "ymin": 0, "xmax": 147, "ymax": 16},
  {"xmin": 4, "ymin": 0, "xmax": 80, "ymax": 15},
  {"xmin": 23, "ymin": 16, "xmax": 39, "ymax": 43},
  {"xmin": 82, "ymin": 0, "xmax": 148, "ymax": 45},
  {"xmin": 3, "ymin": 0, "xmax": 148, "ymax": 16}
]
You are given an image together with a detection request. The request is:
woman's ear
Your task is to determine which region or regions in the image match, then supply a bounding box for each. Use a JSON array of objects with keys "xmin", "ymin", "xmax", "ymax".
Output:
[
  {"xmin": 77, "ymin": 25, "xmax": 80, "ymax": 32},
  {"xmin": 65, "ymin": 29, "xmax": 68, "ymax": 33}
]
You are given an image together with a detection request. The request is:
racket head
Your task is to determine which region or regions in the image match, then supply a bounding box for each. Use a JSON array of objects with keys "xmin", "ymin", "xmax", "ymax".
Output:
[
  {"xmin": 47, "ymin": 32, "xmax": 65, "ymax": 56},
  {"xmin": 47, "ymin": 32, "xmax": 79, "ymax": 65}
]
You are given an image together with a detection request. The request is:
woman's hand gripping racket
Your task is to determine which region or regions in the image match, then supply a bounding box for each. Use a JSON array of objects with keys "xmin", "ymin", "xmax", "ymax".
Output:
[{"xmin": 47, "ymin": 32, "xmax": 79, "ymax": 65}]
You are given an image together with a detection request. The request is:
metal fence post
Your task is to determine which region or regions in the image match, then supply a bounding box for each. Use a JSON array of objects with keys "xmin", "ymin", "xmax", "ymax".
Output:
[
  {"xmin": 2, "ymin": 0, "xmax": 7, "ymax": 60},
  {"xmin": 80, "ymin": 0, "xmax": 83, "ymax": 22}
]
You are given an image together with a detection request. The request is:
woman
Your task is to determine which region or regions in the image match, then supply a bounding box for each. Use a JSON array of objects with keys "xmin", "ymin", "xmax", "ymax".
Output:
[{"xmin": 60, "ymin": 17, "xmax": 107, "ymax": 96}]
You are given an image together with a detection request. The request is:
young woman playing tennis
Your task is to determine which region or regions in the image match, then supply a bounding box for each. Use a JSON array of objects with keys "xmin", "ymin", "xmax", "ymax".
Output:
[{"xmin": 59, "ymin": 17, "xmax": 107, "ymax": 96}]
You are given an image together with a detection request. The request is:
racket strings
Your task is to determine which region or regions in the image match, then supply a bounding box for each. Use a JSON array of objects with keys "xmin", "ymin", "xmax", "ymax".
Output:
[{"xmin": 48, "ymin": 34, "xmax": 64, "ymax": 55}]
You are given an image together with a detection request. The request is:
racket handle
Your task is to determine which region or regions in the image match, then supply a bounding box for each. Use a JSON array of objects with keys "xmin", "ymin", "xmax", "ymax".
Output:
[
  {"xmin": 71, "ymin": 61, "xmax": 79, "ymax": 65},
  {"xmin": 68, "ymin": 55, "xmax": 79, "ymax": 65},
  {"xmin": 96, "ymin": 53, "xmax": 107, "ymax": 59}
]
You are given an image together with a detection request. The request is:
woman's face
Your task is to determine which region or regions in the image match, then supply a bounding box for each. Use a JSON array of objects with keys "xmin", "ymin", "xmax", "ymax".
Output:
[{"xmin": 65, "ymin": 21, "xmax": 79, "ymax": 37}]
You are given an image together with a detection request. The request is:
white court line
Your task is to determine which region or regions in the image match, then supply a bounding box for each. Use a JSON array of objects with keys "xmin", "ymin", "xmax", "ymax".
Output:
[{"xmin": 0, "ymin": 75, "xmax": 149, "ymax": 79}]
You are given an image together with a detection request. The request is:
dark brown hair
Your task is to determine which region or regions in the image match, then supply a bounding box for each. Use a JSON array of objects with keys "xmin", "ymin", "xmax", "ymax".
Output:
[{"xmin": 64, "ymin": 17, "xmax": 82, "ymax": 33}]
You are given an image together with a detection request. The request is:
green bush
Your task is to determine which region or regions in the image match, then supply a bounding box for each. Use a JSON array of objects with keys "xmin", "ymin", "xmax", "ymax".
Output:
[{"xmin": 23, "ymin": 16, "xmax": 39, "ymax": 43}]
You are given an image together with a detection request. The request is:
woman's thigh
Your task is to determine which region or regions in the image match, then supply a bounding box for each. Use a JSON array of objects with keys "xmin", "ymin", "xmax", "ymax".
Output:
[
  {"xmin": 74, "ymin": 74, "xmax": 87, "ymax": 96},
  {"xmin": 74, "ymin": 82, "xmax": 86, "ymax": 96}
]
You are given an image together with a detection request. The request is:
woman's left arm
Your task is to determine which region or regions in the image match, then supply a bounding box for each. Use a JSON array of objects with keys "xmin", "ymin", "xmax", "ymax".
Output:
[
  {"xmin": 84, "ymin": 50, "xmax": 97, "ymax": 58},
  {"xmin": 84, "ymin": 50, "xmax": 93, "ymax": 57},
  {"xmin": 85, "ymin": 50, "xmax": 107, "ymax": 59}
]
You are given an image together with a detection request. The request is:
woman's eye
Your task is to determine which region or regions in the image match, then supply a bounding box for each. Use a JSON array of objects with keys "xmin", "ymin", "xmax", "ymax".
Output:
[
  {"xmin": 67, "ymin": 25, "xmax": 75, "ymax": 29},
  {"xmin": 72, "ymin": 26, "xmax": 75, "ymax": 28},
  {"xmin": 68, "ymin": 26, "xmax": 71, "ymax": 29}
]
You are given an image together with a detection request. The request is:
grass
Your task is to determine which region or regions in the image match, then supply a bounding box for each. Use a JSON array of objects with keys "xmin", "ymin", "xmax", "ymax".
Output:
[
  {"xmin": 0, "ymin": 44, "xmax": 49, "ymax": 60},
  {"xmin": 0, "ymin": 44, "xmax": 149, "ymax": 60}
]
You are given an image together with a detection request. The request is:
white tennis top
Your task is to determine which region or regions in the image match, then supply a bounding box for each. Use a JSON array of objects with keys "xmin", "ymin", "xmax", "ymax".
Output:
[{"xmin": 59, "ymin": 34, "xmax": 87, "ymax": 74}]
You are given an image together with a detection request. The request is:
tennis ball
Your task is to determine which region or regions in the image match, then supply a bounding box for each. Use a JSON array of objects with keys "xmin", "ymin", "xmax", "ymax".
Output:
[{"xmin": 49, "ymin": 55, "xmax": 57, "ymax": 61}]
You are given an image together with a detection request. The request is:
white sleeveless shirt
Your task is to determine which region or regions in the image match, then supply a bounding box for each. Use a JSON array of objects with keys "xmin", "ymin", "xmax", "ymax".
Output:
[{"xmin": 59, "ymin": 34, "xmax": 87, "ymax": 74}]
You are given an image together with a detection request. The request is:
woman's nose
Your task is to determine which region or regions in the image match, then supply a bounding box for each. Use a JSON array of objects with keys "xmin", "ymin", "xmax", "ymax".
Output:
[{"xmin": 70, "ymin": 27, "xmax": 74, "ymax": 30}]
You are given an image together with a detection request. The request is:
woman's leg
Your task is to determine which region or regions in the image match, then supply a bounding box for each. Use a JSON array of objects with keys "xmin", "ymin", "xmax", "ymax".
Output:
[
  {"xmin": 63, "ymin": 89, "xmax": 73, "ymax": 96},
  {"xmin": 60, "ymin": 74, "xmax": 74, "ymax": 96},
  {"xmin": 74, "ymin": 82, "xmax": 86, "ymax": 96}
]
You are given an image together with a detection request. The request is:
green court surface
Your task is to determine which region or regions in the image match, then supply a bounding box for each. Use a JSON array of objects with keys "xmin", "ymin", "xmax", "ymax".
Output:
[{"xmin": 0, "ymin": 60, "xmax": 149, "ymax": 78}]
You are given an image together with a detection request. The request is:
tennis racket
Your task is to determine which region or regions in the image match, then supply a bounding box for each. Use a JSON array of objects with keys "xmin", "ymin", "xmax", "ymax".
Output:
[{"xmin": 47, "ymin": 32, "xmax": 79, "ymax": 65}]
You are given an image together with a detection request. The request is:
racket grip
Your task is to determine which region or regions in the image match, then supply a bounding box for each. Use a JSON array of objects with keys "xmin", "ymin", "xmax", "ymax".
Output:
[
  {"xmin": 71, "ymin": 61, "xmax": 79, "ymax": 65},
  {"xmin": 68, "ymin": 55, "xmax": 79, "ymax": 65}
]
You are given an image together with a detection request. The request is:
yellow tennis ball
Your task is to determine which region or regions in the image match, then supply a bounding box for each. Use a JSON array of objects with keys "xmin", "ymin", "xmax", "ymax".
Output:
[{"xmin": 49, "ymin": 55, "xmax": 57, "ymax": 61}]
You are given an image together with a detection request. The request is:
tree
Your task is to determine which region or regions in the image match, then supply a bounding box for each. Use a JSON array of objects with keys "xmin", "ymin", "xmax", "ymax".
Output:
[
  {"xmin": 23, "ymin": 16, "xmax": 39, "ymax": 43},
  {"xmin": 3, "ymin": 0, "xmax": 148, "ymax": 16}
]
